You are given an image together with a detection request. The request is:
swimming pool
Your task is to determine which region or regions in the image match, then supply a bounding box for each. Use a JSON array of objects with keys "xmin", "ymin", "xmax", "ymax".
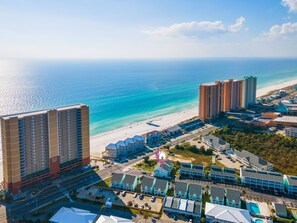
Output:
[
  {"xmin": 248, "ymin": 202, "xmax": 261, "ymax": 215},
  {"xmin": 254, "ymin": 219, "xmax": 264, "ymax": 223}
]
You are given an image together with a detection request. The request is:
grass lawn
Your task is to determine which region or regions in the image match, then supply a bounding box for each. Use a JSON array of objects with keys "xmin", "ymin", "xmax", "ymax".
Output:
[
  {"xmin": 171, "ymin": 147, "xmax": 212, "ymax": 165},
  {"xmin": 134, "ymin": 159, "xmax": 157, "ymax": 172},
  {"xmin": 202, "ymin": 193, "xmax": 210, "ymax": 207},
  {"xmin": 166, "ymin": 188, "xmax": 174, "ymax": 196}
]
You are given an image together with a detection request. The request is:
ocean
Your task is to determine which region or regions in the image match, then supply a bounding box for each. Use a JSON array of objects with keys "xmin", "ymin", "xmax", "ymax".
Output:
[{"xmin": 1, "ymin": 58, "xmax": 297, "ymax": 136}]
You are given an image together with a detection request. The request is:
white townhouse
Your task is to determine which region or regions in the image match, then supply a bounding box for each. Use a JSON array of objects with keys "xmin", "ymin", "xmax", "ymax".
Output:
[
  {"xmin": 240, "ymin": 168, "xmax": 285, "ymax": 192},
  {"xmin": 153, "ymin": 160, "xmax": 173, "ymax": 178}
]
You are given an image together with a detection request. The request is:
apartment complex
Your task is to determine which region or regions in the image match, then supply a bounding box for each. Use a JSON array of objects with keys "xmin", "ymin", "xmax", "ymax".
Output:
[
  {"xmin": 240, "ymin": 168, "xmax": 285, "ymax": 192},
  {"xmin": 232, "ymin": 149, "xmax": 273, "ymax": 171},
  {"xmin": 0, "ymin": 104, "xmax": 90, "ymax": 194},
  {"xmin": 199, "ymin": 76, "xmax": 257, "ymax": 122}
]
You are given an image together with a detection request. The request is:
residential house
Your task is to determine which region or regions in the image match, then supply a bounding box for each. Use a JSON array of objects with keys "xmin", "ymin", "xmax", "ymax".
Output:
[
  {"xmin": 141, "ymin": 176, "xmax": 155, "ymax": 194},
  {"xmin": 240, "ymin": 168, "xmax": 285, "ymax": 192},
  {"xmin": 284, "ymin": 127, "xmax": 297, "ymax": 138},
  {"xmin": 202, "ymin": 135, "xmax": 230, "ymax": 152},
  {"xmin": 153, "ymin": 160, "xmax": 173, "ymax": 178},
  {"xmin": 210, "ymin": 186, "xmax": 225, "ymax": 205},
  {"xmin": 284, "ymin": 175, "xmax": 297, "ymax": 195},
  {"xmin": 122, "ymin": 174, "xmax": 138, "ymax": 191},
  {"xmin": 163, "ymin": 125, "xmax": 183, "ymax": 138},
  {"xmin": 174, "ymin": 181, "xmax": 188, "ymax": 199},
  {"xmin": 233, "ymin": 149, "xmax": 273, "ymax": 171},
  {"xmin": 179, "ymin": 163, "xmax": 205, "ymax": 179},
  {"xmin": 188, "ymin": 183, "xmax": 202, "ymax": 201},
  {"xmin": 132, "ymin": 135, "xmax": 145, "ymax": 150},
  {"xmin": 154, "ymin": 178, "xmax": 169, "ymax": 196},
  {"xmin": 124, "ymin": 138, "xmax": 135, "ymax": 154},
  {"xmin": 145, "ymin": 131, "xmax": 162, "ymax": 145},
  {"xmin": 163, "ymin": 196, "xmax": 202, "ymax": 219},
  {"xmin": 104, "ymin": 143, "xmax": 118, "ymax": 159},
  {"xmin": 116, "ymin": 140, "xmax": 127, "ymax": 157},
  {"xmin": 111, "ymin": 173, "xmax": 125, "ymax": 189},
  {"xmin": 273, "ymin": 203, "xmax": 288, "ymax": 218},
  {"xmin": 226, "ymin": 189, "xmax": 241, "ymax": 208},
  {"xmin": 205, "ymin": 202, "xmax": 251, "ymax": 223}
]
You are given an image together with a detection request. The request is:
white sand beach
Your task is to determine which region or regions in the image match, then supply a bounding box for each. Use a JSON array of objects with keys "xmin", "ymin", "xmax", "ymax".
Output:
[
  {"xmin": 90, "ymin": 78, "xmax": 297, "ymax": 157},
  {"xmin": 0, "ymin": 78, "xmax": 297, "ymax": 182}
]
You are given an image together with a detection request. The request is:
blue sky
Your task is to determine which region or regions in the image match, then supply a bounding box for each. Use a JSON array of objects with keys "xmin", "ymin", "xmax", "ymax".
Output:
[{"xmin": 0, "ymin": 0, "xmax": 297, "ymax": 59}]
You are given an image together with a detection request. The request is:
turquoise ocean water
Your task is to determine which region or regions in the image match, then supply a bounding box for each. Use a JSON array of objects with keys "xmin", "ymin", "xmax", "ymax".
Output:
[{"xmin": 0, "ymin": 58, "xmax": 297, "ymax": 136}]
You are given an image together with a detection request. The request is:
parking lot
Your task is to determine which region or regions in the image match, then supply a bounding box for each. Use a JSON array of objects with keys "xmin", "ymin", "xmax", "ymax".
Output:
[{"xmin": 78, "ymin": 186, "xmax": 163, "ymax": 213}]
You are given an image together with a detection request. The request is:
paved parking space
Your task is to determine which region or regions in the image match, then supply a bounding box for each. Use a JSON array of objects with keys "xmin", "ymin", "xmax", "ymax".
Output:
[{"xmin": 78, "ymin": 186, "xmax": 163, "ymax": 213}]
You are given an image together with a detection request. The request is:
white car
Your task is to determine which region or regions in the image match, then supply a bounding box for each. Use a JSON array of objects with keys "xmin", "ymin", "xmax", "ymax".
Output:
[{"xmin": 133, "ymin": 193, "xmax": 137, "ymax": 198}]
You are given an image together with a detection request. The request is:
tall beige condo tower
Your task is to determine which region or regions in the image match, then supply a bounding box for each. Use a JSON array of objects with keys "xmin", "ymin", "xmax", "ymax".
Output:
[
  {"xmin": 199, "ymin": 76, "xmax": 257, "ymax": 122},
  {"xmin": 0, "ymin": 104, "xmax": 90, "ymax": 194}
]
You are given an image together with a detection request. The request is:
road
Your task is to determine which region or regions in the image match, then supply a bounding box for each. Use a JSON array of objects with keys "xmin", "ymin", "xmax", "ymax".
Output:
[{"xmin": 0, "ymin": 125, "xmax": 224, "ymax": 221}]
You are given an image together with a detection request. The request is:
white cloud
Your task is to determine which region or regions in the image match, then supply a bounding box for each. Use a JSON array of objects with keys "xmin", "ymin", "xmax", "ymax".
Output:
[
  {"xmin": 143, "ymin": 17, "xmax": 246, "ymax": 38},
  {"xmin": 282, "ymin": 0, "xmax": 297, "ymax": 13},
  {"xmin": 256, "ymin": 22, "xmax": 297, "ymax": 41}
]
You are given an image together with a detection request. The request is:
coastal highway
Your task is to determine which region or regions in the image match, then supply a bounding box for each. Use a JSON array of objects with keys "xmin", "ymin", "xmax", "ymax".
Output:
[{"xmin": 2, "ymin": 125, "xmax": 217, "ymax": 221}]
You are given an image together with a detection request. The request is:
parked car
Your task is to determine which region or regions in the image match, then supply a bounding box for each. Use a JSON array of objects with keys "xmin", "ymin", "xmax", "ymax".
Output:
[
  {"xmin": 122, "ymin": 191, "xmax": 126, "ymax": 196},
  {"xmin": 141, "ymin": 205, "xmax": 144, "ymax": 209},
  {"xmin": 134, "ymin": 203, "xmax": 138, "ymax": 207},
  {"xmin": 115, "ymin": 191, "xmax": 120, "ymax": 195},
  {"xmin": 151, "ymin": 196, "xmax": 155, "ymax": 202},
  {"xmin": 133, "ymin": 193, "xmax": 138, "ymax": 198}
]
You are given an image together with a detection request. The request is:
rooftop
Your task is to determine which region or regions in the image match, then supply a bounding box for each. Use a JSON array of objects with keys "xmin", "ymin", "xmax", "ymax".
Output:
[
  {"xmin": 273, "ymin": 116, "xmax": 297, "ymax": 124},
  {"xmin": 49, "ymin": 207, "xmax": 97, "ymax": 223},
  {"xmin": 241, "ymin": 168, "xmax": 283, "ymax": 183},
  {"xmin": 111, "ymin": 173, "xmax": 124, "ymax": 185},
  {"xmin": 188, "ymin": 183, "xmax": 202, "ymax": 196},
  {"xmin": 141, "ymin": 176, "xmax": 155, "ymax": 189},
  {"xmin": 205, "ymin": 202, "xmax": 251, "ymax": 223},
  {"xmin": 174, "ymin": 181, "xmax": 188, "ymax": 195},
  {"xmin": 234, "ymin": 150, "xmax": 272, "ymax": 169},
  {"xmin": 1, "ymin": 104, "xmax": 86, "ymax": 120},
  {"xmin": 164, "ymin": 196, "xmax": 173, "ymax": 208},
  {"xmin": 226, "ymin": 189, "xmax": 241, "ymax": 204},
  {"xmin": 273, "ymin": 203, "xmax": 287, "ymax": 216},
  {"xmin": 154, "ymin": 178, "xmax": 168, "ymax": 191},
  {"xmin": 203, "ymin": 135, "xmax": 230, "ymax": 148},
  {"xmin": 122, "ymin": 174, "xmax": 137, "ymax": 186},
  {"xmin": 210, "ymin": 186, "xmax": 225, "ymax": 200},
  {"xmin": 95, "ymin": 214, "xmax": 133, "ymax": 223}
]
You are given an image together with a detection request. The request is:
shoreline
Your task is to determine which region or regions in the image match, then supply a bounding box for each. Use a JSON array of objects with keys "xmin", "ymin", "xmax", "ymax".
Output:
[{"xmin": 90, "ymin": 78, "xmax": 297, "ymax": 157}]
